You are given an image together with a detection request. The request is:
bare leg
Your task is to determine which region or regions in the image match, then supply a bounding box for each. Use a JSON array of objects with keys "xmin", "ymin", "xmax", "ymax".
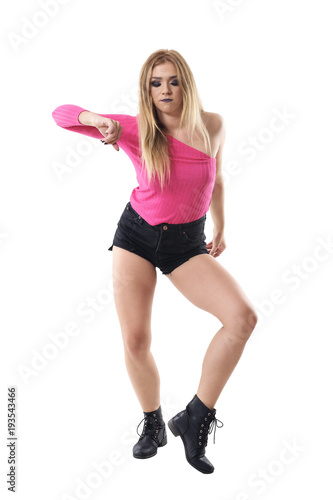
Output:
[
  {"xmin": 166, "ymin": 254, "xmax": 258, "ymax": 409},
  {"xmin": 112, "ymin": 246, "xmax": 161, "ymax": 412},
  {"xmin": 196, "ymin": 321, "xmax": 255, "ymax": 410},
  {"xmin": 124, "ymin": 344, "xmax": 161, "ymax": 413}
]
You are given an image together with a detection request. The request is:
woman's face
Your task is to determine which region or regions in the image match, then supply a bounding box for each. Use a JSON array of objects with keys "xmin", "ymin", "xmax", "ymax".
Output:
[{"xmin": 150, "ymin": 61, "xmax": 183, "ymax": 118}]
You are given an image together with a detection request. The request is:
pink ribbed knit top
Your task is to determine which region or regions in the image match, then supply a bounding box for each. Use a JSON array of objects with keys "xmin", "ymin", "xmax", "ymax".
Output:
[{"xmin": 52, "ymin": 104, "xmax": 216, "ymax": 225}]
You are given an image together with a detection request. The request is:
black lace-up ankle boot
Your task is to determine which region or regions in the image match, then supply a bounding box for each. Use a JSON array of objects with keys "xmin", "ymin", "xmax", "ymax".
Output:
[
  {"xmin": 133, "ymin": 405, "xmax": 167, "ymax": 459},
  {"xmin": 168, "ymin": 394, "xmax": 224, "ymax": 474}
]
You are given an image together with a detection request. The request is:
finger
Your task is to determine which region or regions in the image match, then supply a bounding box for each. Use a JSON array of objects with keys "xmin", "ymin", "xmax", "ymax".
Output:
[
  {"xmin": 112, "ymin": 143, "xmax": 119, "ymax": 151},
  {"xmin": 106, "ymin": 132, "xmax": 121, "ymax": 146},
  {"xmin": 104, "ymin": 124, "xmax": 122, "ymax": 144},
  {"xmin": 105, "ymin": 121, "xmax": 113, "ymax": 134},
  {"xmin": 114, "ymin": 125, "xmax": 123, "ymax": 142},
  {"xmin": 103, "ymin": 134, "xmax": 114, "ymax": 144}
]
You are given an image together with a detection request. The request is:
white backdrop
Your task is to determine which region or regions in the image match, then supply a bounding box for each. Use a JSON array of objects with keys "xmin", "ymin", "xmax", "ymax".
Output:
[{"xmin": 1, "ymin": 0, "xmax": 332, "ymax": 498}]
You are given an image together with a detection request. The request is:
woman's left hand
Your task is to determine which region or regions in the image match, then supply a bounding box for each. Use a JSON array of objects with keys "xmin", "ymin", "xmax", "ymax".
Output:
[{"xmin": 206, "ymin": 230, "xmax": 226, "ymax": 257}]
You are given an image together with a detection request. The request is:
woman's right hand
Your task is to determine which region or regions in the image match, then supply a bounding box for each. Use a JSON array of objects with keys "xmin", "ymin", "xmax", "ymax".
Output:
[{"xmin": 92, "ymin": 115, "xmax": 123, "ymax": 151}]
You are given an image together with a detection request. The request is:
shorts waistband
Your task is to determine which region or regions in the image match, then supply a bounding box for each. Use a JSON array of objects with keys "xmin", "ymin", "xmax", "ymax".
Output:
[{"xmin": 127, "ymin": 201, "xmax": 206, "ymax": 231}]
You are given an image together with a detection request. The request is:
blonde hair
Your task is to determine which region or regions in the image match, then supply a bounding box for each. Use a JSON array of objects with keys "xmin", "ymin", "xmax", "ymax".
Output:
[{"xmin": 137, "ymin": 49, "xmax": 212, "ymax": 191}]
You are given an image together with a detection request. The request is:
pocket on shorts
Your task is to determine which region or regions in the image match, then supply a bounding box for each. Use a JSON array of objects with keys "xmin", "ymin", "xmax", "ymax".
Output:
[
  {"xmin": 118, "ymin": 207, "xmax": 135, "ymax": 234},
  {"xmin": 182, "ymin": 225, "xmax": 206, "ymax": 244},
  {"xmin": 126, "ymin": 202, "xmax": 141, "ymax": 222}
]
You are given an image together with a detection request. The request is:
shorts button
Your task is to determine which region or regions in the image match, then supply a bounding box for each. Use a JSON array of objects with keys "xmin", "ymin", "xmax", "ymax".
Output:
[
  {"xmin": 126, "ymin": 207, "xmax": 129, "ymax": 210},
  {"xmin": 182, "ymin": 231, "xmax": 185, "ymax": 234},
  {"xmin": 163, "ymin": 225, "xmax": 168, "ymax": 230},
  {"xmin": 138, "ymin": 216, "xmax": 141, "ymax": 219}
]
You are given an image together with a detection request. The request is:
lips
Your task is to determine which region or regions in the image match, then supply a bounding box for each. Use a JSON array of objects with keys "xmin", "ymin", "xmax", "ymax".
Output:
[{"xmin": 161, "ymin": 99, "xmax": 173, "ymax": 102}]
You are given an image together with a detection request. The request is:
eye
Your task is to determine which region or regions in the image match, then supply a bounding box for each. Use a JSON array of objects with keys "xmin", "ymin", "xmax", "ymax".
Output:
[{"xmin": 151, "ymin": 80, "xmax": 179, "ymax": 87}]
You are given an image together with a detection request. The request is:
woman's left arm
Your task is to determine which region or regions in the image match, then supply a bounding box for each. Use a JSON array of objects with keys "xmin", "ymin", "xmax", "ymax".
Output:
[{"xmin": 207, "ymin": 115, "xmax": 226, "ymax": 257}]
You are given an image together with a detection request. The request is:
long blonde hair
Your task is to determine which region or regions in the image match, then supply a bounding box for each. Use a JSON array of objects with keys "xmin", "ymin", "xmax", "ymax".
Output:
[{"xmin": 137, "ymin": 49, "xmax": 212, "ymax": 191}]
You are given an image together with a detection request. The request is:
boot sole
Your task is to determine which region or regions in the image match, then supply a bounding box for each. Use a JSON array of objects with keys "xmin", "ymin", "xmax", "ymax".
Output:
[
  {"xmin": 133, "ymin": 435, "xmax": 168, "ymax": 459},
  {"xmin": 168, "ymin": 418, "xmax": 214, "ymax": 474}
]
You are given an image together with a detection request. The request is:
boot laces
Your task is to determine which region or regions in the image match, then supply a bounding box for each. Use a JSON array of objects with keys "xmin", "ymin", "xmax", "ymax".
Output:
[
  {"xmin": 200, "ymin": 413, "xmax": 224, "ymax": 447},
  {"xmin": 136, "ymin": 415, "xmax": 162, "ymax": 442}
]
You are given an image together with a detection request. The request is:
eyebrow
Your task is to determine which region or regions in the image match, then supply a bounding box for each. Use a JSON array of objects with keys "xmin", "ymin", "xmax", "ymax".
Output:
[{"xmin": 150, "ymin": 75, "xmax": 178, "ymax": 80}]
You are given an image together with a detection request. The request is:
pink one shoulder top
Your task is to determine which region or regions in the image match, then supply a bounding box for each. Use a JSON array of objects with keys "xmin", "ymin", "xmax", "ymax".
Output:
[{"xmin": 52, "ymin": 104, "xmax": 216, "ymax": 225}]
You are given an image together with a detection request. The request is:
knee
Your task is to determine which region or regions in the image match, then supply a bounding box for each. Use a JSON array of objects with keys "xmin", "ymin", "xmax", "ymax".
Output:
[
  {"xmin": 123, "ymin": 330, "xmax": 151, "ymax": 359},
  {"xmin": 245, "ymin": 306, "xmax": 258, "ymax": 333},
  {"xmin": 225, "ymin": 306, "xmax": 258, "ymax": 341}
]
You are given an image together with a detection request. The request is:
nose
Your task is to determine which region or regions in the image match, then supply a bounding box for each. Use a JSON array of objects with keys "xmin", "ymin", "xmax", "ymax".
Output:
[{"xmin": 161, "ymin": 83, "xmax": 172, "ymax": 95}]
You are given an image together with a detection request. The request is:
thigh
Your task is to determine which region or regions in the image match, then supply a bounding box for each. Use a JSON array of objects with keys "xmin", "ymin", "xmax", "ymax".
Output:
[
  {"xmin": 166, "ymin": 253, "xmax": 257, "ymax": 329},
  {"xmin": 112, "ymin": 245, "xmax": 157, "ymax": 347}
]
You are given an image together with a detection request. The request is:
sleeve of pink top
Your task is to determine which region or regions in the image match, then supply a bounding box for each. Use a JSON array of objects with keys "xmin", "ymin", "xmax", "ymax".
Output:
[{"xmin": 51, "ymin": 104, "xmax": 121, "ymax": 140}]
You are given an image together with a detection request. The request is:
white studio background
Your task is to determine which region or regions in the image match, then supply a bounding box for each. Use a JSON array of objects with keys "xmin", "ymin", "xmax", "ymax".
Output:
[{"xmin": 1, "ymin": 0, "xmax": 332, "ymax": 499}]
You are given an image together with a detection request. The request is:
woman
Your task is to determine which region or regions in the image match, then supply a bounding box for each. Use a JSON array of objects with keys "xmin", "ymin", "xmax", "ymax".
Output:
[{"xmin": 52, "ymin": 48, "xmax": 258, "ymax": 475}]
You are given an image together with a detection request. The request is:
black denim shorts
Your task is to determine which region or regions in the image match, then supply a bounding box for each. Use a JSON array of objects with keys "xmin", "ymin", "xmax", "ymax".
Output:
[{"xmin": 108, "ymin": 201, "xmax": 209, "ymax": 275}]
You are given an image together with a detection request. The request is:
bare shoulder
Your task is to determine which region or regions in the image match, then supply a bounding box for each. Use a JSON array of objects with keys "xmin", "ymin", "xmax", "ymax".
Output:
[
  {"xmin": 202, "ymin": 111, "xmax": 226, "ymax": 157},
  {"xmin": 202, "ymin": 111, "xmax": 224, "ymax": 135}
]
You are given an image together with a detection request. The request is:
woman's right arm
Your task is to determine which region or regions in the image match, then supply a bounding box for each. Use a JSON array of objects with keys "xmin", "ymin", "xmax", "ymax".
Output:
[
  {"xmin": 52, "ymin": 104, "xmax": 123, "ymax": 151},
  {"xmin": 77, "ymin": 110, "xmax": 100, "ymax": 126}
]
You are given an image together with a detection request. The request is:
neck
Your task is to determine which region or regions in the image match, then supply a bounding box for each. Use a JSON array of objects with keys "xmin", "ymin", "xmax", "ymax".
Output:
[{"xmin": 155, "ymin": 108, "xmax": 183, "ymax": 135}]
